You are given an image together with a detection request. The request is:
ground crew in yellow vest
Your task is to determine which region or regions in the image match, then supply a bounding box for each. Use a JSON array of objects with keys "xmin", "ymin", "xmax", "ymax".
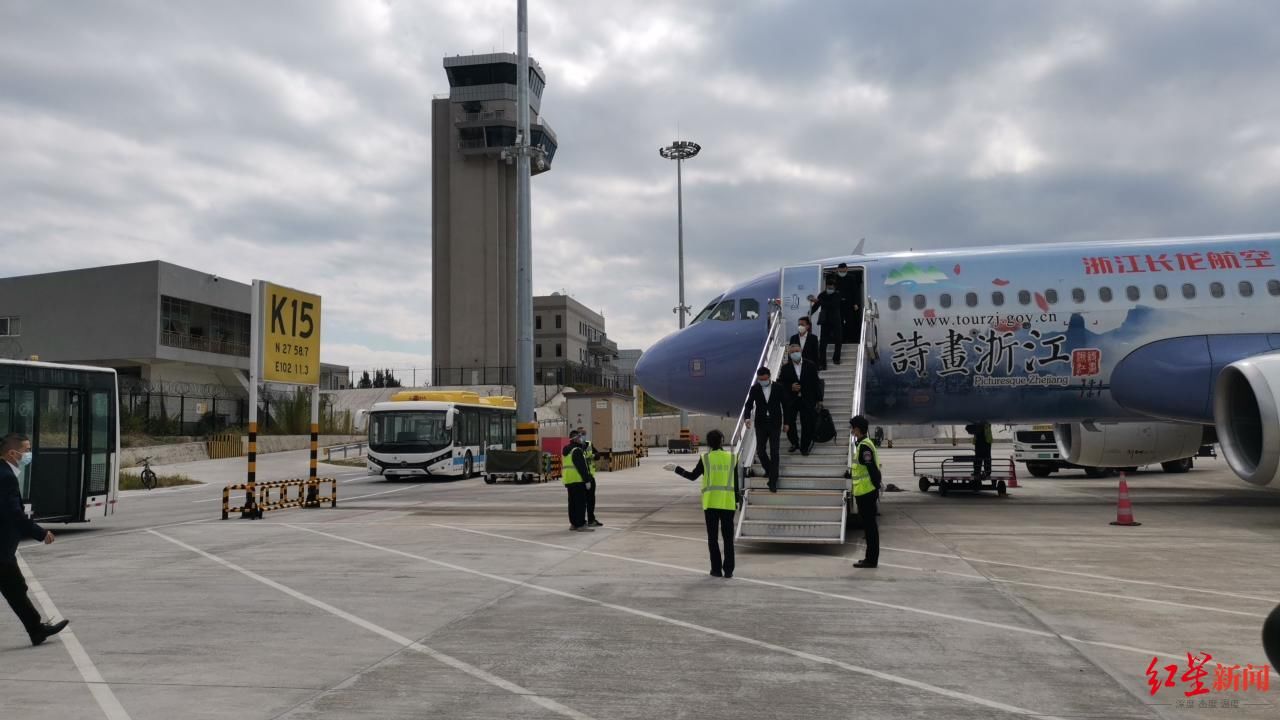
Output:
[
  {"xmin": 666, "ymin": 429, "xmax": 739, "ymax": 578},
  {"xmin": 562, "ymin": 431, "xmax": 595, "ymax": 532},
  {"xmin": 849, "ymin": 415, "xmax": 882, "ymax": 569},
  {"xmin": 577, "ymin": 426, "xmax": 602, "ymax": 527}
]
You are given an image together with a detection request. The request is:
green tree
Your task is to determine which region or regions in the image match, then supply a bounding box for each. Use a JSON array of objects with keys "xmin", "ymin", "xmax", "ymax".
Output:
[
  {"xmin": 357, "ymin": 371, "xmax": 373, "ymax": 389},
  {"xmin": 384, "ymin": 369, "xmax": 402, "ymax": 388}
]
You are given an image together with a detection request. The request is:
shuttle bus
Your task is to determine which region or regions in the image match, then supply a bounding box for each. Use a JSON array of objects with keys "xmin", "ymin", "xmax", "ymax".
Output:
[
  {"xmin": 366, "ymin": 391, "xmax": 516, "ymax": 479},
  {"xmin": 0, "ymin": 359, "xmax": 119, "ymax": 522}
]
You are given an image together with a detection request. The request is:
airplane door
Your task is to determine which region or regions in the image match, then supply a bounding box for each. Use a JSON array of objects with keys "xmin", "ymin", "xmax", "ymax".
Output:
[{"xmin": 779, "ymin": 264, "xmax": 824, "ymax": 335}]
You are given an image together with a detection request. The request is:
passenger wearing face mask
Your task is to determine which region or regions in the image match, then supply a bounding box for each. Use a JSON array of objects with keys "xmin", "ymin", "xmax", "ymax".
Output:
[
  {"xmin": 788, "ymin": 316, "xmax": 821, "ymax": 367},
  {"xmin": 742, "ymin": 366, "xmax": 784, "ymax": 492},
  {"xmin": 777, "ymin": 343, "xmax": 823, "ymax": 455},
  {"xmin": 0, "ymin": 433, "xmax": 68, "ymax": 646},
  {"xmin": 807, "ymin": 278, "xmax": 844, "ymax": 370},
  {"xmin": 834, "ymin": 262, "xmax": 863, "ymax": 344}
]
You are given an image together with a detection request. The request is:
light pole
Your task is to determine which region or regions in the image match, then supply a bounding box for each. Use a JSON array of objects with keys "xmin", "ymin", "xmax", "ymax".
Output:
[{"xmin": 659, "ymin": 139, "xmax": 700, "ymax": 431}]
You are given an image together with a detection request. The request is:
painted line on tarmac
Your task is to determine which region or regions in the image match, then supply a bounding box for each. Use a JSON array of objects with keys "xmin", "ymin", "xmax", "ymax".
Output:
[
  {"xmin": 148, "ymin": 530, "xmax": 596, "ymax": 720},
  {"xmin": 638, "ymin": 530, "xmax": 1269, "ymax": 619},
  {"xmin": 877, "ymin": 544, "xmax": 1280, "ymax": 603},
  {"xmin": 288, "ymin": 524, "xmax": 1071, "ymax": 720},
  {"xmin": 18, "ymin": 556, "xmax": 132, "ymax": 720},
  {"xmin": 189, "ymin": 474, "xmax": 373, "ymax": 503}
]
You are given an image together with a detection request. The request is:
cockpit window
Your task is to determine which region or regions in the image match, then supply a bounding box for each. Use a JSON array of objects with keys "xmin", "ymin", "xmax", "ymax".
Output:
[
  {"xmin": 690, "ymin": 296, "xmax": 723, "ymax": 324},
  {"xmin": 740, "ymin": 298, "xmax": 761, "ymax": 320},
  {"xmin": 709, "ymin": 299, "xmax": 736, "ymax": 322}
]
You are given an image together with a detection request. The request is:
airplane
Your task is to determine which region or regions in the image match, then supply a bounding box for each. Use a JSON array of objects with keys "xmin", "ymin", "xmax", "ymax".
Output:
[{"xmin": 634, "ymin": 232, "xmax": 1280, "ymax": 487}]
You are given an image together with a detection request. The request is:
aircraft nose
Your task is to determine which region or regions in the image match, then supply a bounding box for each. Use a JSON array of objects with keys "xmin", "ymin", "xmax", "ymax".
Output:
[{"xmin": 633, "ymin": 340, "xmax": 673, "ymax": 404}]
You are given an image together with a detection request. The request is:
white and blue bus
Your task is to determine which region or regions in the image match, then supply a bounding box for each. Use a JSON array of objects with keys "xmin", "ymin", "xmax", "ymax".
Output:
[
  {"xmin": 0, "ymin": 359, "xmax": 120, "ymax": 522},
  {"xmin": 366, "ymin": 391, "xmax": 516, "ymax": 479}
]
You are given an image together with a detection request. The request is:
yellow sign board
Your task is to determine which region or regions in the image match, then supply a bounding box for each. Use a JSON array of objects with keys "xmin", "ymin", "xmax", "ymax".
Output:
[{"xmin": 261, "ymin": 282, "xmax": 321, "ymax": 385}]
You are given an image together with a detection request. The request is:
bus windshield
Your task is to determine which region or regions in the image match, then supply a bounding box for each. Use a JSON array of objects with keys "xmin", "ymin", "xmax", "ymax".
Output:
[{"xmin": 369, "ymin": 411, "xmax": 451, "ymax": 453}]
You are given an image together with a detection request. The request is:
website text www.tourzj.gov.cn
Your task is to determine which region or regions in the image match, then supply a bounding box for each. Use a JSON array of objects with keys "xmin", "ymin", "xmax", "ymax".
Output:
[{"xmin": 914, "ymin": 313, "xmax": 1058, "ymax": 328}]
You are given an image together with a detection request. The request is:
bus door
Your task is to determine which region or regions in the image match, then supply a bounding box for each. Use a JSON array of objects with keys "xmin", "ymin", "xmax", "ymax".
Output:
[
  {"xmin": 84, "ymin": 391, "xmax": 115, "ymax": 515},
  {"xmin": 29, "ymin": 386, "xmax": 84, "ymax": 522}
]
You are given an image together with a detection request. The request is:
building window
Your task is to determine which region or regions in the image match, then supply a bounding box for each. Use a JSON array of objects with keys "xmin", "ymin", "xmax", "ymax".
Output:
[
  {"xmin": 913, "ymin": 294, "xmax": 926, "ymax": 310},
  {"xmin": 1044, "ymin": 289, "xmax": 1058, "ymax": 305},
  {"xmin": 1210, "ymin": 281, "xmax": 1225, "ymax": 299},
  {"xmin": 536, "ymin": 344, "xmax": 542, "ymax": 358},
  {"xmin": 0, "ymin": 316, "xmax": 19, "ymax": 337},
  {"xmin": 1182, "ymin": 283, "xmax": 1196, "ymax": 299},
  {"xmin": 1126, "ymin": 285, "xmax": 1140, "ymax": 302},
  {"xmin": 535, "ymin": 315, "xmax": 542, "ymax": 330},
  {"xmin": 1017, "ymin": 290, "xmax": 1031, "ymax": 306},
  {"xmin": 1099, "ymin": 287, "xmax": 1113, "ymax": 303},
  {"xmin": 965, "ymin": 292, "xmax": 978, "ymax": 308},
  {"xmin": 888, "ymin": 296, "xmax": 901, "ymax": 311},
  {"xmin": 1154, "ymin": 284, "xmax": 1168, "ymax": 301},
  {"xmin": 555, "ymin": 343, "xmax": 562, "ymax": 358},
  {"xmin": 992, "ymin": 291, "xmax": 1005, "ymax": 307},
  {"xmin": 1239, "ymin": 281, "xmax": 1254, "ymax": 298},
  {"xmin": 1072, "ymin": 288, "xmax": 1085, "ymax": 304},
  {"xmin": 555, "ymin": 314, "xmax": 562, "ymax": 329},
  {"xmin": 940, "ymin": 293, "xmax": 952, "ymax": 309}
]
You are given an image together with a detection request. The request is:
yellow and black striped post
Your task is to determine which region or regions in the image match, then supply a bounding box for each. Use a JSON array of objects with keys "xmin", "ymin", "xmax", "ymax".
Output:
[
  {"xmin": 305, "ymin": 422, "xmax": 320, "ymax": 507},
  {"xmin": 516, "ymin": 422, "xmax": 539, "ymax": 452},
  {"xmin": 241, "ymin": 423, "xmax": 260, "ymax": 519}
]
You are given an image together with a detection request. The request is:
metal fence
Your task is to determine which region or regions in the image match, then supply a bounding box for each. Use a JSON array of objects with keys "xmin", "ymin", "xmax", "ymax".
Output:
[
  {"xmin": 427, "ymin": 364, "xmax": 634, "ymax": 390},
  {"xmin": 119, "ymin": 380, "xmax": 352, "ymax": 437}
]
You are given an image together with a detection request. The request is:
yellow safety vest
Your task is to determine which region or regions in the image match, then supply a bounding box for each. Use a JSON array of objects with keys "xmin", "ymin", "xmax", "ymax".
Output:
[
  {"xmin": 700, "ymin": 450, "xmax": 737, "ymax": 511},
  {"xmin": 850, "ymin": 437, "xmax": 880, "ymax": 497},
  {"xmin": 562, "ymin": 446, "xmax": 584, "ymax": 485},
  {"xmin": 584, "ymin": 441, "xmax": 597, "ymax": 474}
]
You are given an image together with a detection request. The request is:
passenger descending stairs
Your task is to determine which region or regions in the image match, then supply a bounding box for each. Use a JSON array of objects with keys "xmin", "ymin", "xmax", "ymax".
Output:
[{"xmin": 737, "ymin": 344, "xmax": 858, "ymax": 543}]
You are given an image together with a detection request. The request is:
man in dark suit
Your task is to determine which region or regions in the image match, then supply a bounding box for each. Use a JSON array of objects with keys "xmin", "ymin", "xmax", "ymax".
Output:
[
  {"xmin": 1, "ymin": 433, "xmax": 68, "ymax": 646},
  {"xmin": 788, "ymin": 316, "xmax": 821, "ymax": 367},
  {"xmin": 777, "ymin": 343, "xmax": 823, "ymax": 455},
  {"xmin": 835, "ymin": 263, "xmax": 863, "ymax": 343},
  {"xmin": 743, "ymin": 366, "xmax": 784, "ymax": 492},
  {"xmin": 808, "ymin": 279, "xmax": 844, "ymax": 369}
]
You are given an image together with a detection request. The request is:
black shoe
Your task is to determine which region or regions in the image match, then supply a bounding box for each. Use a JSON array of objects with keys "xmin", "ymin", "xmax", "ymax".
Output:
[
  {"xmin": 833, "ymin": 360, "xmax": 841, "ymax": 365},
  {"xmin": 853, "ymin": 560, "xmax": 877, "ymax": 569},
  {"xmin": 788, "ymin": 446, "xmax": 799, "ymax": 453},
  {"xmin": 767, "ymin": 483, "xmax": 777, "ymax": 493},
  {"xmin": 801, "ymin": 450, "xmax": 810, "ymax": 457},
  {"xmin": 30, "ymin": 620, "xmax": 69, "ymax": 646},
  {"xmin": 710, "ymin": 570, "xmax": 723, "ymax": 577},
  {"xmin": 724, "ymin": 573, "xmax": 733, "ymax": 579},
  {"xmin": 587, "ymin": 519, "xmax": 603, "ymax": 527}
]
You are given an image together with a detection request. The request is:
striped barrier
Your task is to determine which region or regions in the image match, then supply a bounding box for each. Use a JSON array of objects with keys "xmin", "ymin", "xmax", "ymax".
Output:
[
  {"xmin": 222, "ymin": 477, "xmax": 337, "ymax": 520},
  {"xmin": 516, "ymin": 422, "xmax": 539, "ymax": 452},
  {"xmin": 242, "ymin": 422, "xmax": 259, "ymax": 518},
  {"xmin": 206, "ymin": 432, "xmax": 243, "ymax": 459},
  {"xmin": 305, "ymin": 423, "xmax": 320, "ymax": 506},
  {"xmin": 632, "ymin": 429, "xmax": 647, "ymax": 458}
]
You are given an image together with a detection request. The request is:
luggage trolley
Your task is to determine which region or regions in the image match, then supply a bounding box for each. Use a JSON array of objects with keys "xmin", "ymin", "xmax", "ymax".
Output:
[{"xmin": 913, "ymin": 449, "xmax": 1015, "ymax": 496}]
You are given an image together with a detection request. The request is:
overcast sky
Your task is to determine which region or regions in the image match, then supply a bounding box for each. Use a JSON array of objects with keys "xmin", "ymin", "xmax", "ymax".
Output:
[{"xmin": 3, "ymin": 0, "xmax": 1280, "ymax": 374}]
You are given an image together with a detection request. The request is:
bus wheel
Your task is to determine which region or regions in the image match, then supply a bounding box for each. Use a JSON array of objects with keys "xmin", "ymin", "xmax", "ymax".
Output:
[{"xmin": 464, "ymin": 452, "xmax": 474, "ymax": 479}]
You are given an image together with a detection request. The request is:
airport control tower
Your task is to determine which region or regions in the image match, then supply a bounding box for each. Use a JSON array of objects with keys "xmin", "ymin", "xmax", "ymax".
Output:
[{"xmin": 431, "ymin": 53, "xmax": 558, "ymax": 386}]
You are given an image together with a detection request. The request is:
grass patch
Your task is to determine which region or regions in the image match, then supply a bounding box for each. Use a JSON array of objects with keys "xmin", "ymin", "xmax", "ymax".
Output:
[
  {"xmin": 323, "ymin": 457, "xmax": 368, "ymax": 468},
  {"xmin": 120, "ymin": 473, "xmax": 203, "ymax": 491}
]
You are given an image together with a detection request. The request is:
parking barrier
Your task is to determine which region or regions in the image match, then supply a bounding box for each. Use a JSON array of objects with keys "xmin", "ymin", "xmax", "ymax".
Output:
[{"xmin": 222, "ymin": 477, "xmax": 337, "ymax": 520}]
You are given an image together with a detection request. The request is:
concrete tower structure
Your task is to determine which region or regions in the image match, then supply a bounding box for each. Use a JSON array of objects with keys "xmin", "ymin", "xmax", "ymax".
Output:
[{"xmin": 431, "ymin": 53, "xmax": 557, "ymax": 386}]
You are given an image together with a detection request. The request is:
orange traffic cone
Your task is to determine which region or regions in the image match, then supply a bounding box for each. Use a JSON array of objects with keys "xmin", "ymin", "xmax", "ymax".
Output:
[
  {"xmin": 1110, "ymin": 475, "xmax": 1141, "ymax": 526},
  {"xmin": 1007, "ymin": 458, "xmax": 1019, "ymax": 489}
]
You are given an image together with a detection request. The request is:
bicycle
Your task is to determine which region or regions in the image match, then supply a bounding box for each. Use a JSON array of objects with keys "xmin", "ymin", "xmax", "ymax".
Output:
[{"xmin": 139, "ymin": 456, "xmax": 158, "ymax": 490}]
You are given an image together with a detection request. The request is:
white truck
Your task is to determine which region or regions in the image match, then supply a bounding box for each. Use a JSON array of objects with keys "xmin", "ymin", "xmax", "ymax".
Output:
[{"xmin": 1013, "ymin": 423, "xmax": 1203, "ymax": 477}]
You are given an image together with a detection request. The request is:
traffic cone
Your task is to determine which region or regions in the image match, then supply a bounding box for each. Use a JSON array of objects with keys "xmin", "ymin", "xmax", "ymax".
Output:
[
  {"xmin": 1110, "ymin": 475, "xmax": 1141, "ymax": 526},
  {"xmin": 1007, "ymin": 457, "xmax": 1019, "ymax": 488}
]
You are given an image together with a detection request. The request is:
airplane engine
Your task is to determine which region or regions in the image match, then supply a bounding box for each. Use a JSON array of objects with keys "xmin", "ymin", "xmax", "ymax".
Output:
[
  {"xmin": 1214, "ymin": 352, "xmax": 1280, "ymax": 486},
  {"xmin": 1054, "ymin": 421, "xmax": 1203, "ymax": 469}
]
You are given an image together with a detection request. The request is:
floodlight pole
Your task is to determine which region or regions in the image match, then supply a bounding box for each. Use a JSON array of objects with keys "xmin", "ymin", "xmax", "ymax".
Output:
[
  {"xmin": 515, "ymin": 0, "xmax": 534, "ymax": 424},
  {"xmin": 659, "ymin": 140, "xmax": 701, "ymax": 430}
]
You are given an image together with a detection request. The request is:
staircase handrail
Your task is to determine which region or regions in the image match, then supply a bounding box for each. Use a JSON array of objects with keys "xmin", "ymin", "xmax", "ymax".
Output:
[
  {"xmin": 846, "ymin": 301, "xmax": 872, "ymax": 471},
  {"xmin": 730, "ymin": 302, "xmax": 786, "ymax": 474}
]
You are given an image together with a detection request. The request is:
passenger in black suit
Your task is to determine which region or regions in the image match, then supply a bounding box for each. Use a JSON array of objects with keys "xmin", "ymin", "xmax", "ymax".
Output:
[
  {"xmin": 808, "ymin": 279, "xmax": 844, "ymax": 369},
  {"xmin": 788, "ymin": 316, "xmax": 821, "ymax": 367},
  {"xmin": 743, "ymin": 366, "xmax": 785, "ymax": 492},
  {"xmin": 777, "ymin": 345, "xmax": 824, "ymax": 455},
  {"xmin": 0, "ymin": 433, "xmax": 68, "ymax": 646},
  {"xmin": 835, "ymin": 262, "xmax": 863, "ymax": 343}
]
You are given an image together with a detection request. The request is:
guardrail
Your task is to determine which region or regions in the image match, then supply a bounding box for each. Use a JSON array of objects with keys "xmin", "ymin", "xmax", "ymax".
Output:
[
  {"xmin": 323, "ymin": 441, "xmax": 367, "ymax": 461},
  {"xmin": 221, "ymin": 478, "xmax": 337, "ymax": 519},
  {"xmin": 846, "ymin": 301, "xmax": 872, "ymax": 471},
  {"xmin": 730, "ymin": 303, "xmax": 785, "ymax": 478}
]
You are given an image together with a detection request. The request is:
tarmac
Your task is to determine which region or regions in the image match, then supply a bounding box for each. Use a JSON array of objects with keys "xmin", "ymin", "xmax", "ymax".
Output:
[{"xmin": 3, "ymin": 447, "xmax": 1278, "ymax": 719}]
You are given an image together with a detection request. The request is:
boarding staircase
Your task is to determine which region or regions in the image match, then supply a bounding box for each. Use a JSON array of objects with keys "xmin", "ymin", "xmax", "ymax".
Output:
[{"xmin": 731, "ymin": 303, "xmax": 869, "ymax": 544}]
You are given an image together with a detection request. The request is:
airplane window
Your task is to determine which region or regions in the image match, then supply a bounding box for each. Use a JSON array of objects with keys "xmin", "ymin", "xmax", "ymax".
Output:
[
  {"xmin": 965, "ymin": 292, "xmax": 978, "ymax": 307},
  {"xmin": 1239, "ymin": 281, "xmax": 1254, "ymax": 298},
  {"xmin": 1210, "ymin": 282, "xmax": 1225, "ymax": 299},
  {"xmin": 1071, "ymin": 288, "xmax": 1085, "ymax": 303},
  {"xmin": 691, "ymin": 296, "xmax": 723, "ymax": 324},
  {"xmin": 1126, "ymin": 285, "xmax": 1140, "ymax": 302},
  {"xmin": 1017, "ymin": 290, "xmax": 1031, "ymax": 306},
  {"xmin": 1045, "ymin": 289, "xmax": 1059, "ymax": 305},
  {"xmin": 1099, "ymin": 287, "xmax": 1113, "ymax": 302},
  {"xmin": 913, "ymin": 294, "xmax": 927, "ymax": 310},
  {"xmin": 992, "ymin": 291, "xmax": 1005, "ymax": 307},
  {"xmin": 1154, "ymin": 284, "xmax": 1168, "ymax": 301},
  {"xmin": 940, "ymin": 293, "xmax": 952, "ymax": 309},
  {"xmin": 740, "ymin": 298, "xmax": 761, "ymax": 320},
  {"xmin": 710, "ymin": 299, "xmax": 736, "ymax": 321},
  {"xmin": 1270, "ymin": 279, "xmax": 1280, "ymax": 297},
  {"xmin": 889, "ymin": 295, "xmax": 901, "ymax": 311},
  {"xmin": 1182, "ymin": 283, "xmax": 1196, "ymax": 299}
]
